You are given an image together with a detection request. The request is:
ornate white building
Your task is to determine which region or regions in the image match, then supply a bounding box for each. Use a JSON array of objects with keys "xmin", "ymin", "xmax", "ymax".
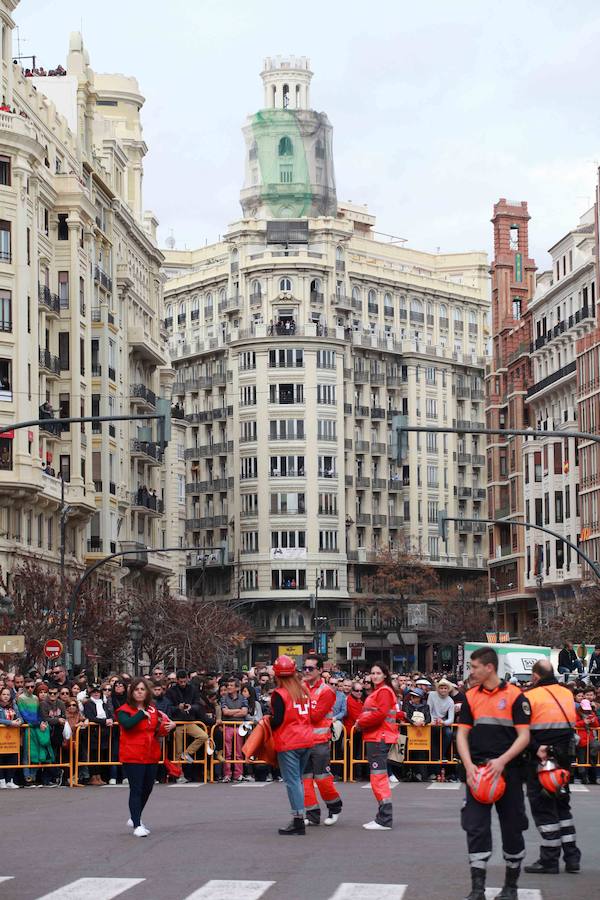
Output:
[
  {"xmin": 162, "ymin": 57, "xmax": 490, "ymax": 670},
  {"xmin": 524, "ymin": 208, "xmax": 596, "ymax": 618},
  {"xmin": 0, "ymin": 1, "xmax": 183, "ymax": 617}
]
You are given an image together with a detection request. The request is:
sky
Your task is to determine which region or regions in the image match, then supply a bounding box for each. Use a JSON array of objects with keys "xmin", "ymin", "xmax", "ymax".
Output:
[{"xmin": 14, "ymin": 0, "xmax": 600, "ymax": 269}]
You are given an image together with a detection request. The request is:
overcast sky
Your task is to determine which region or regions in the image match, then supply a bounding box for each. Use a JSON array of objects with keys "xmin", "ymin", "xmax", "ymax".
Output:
[{"xmin": 15, "ymin": 0, "xmax": 600, "ymax": 268}]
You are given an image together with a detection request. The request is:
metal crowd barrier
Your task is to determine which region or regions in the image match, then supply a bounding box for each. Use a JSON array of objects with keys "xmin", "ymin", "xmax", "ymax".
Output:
[
  {"xmin": 0, "ymin": 724, "xmax": 73, "ymax": 785},
  {"xmin": 72, "ymin": 721, "xmax": 209, "ymax": 785}
]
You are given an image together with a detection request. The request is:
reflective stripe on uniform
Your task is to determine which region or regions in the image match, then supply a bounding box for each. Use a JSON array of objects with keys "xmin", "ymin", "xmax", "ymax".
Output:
[
  {"xmin": 530, "ymin": 721, "xmax": 576, "ymax": 730},
  {"xmin": 539, "ymin": 824, "xmax": 560, "ymax": 834},
  {"xmin": 561, "ymin": 834, "xmax": 577, "ymax": 843},
  {"xmin": 469, "ymin": 851, "xmax": 491, "ymax": 869},
  {"xmin": 473, "ymin": 716, "xmax": 519, "ymax": 727},
  {"xmin": 541, "ymin": 839, "xmax": 562, "ymax": 847}
]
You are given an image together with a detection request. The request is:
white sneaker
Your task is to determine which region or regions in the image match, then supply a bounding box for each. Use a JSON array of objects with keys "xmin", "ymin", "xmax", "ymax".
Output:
[
  {"xmin": 133, "ymin": 825, "xmax": 150, "ymax": 837},
  {"xmin": 206, "ymin": 740, "xmax": 215, "ymax": 756},
  {"xmin": 181, "ymin": 752, "xmax": 194, "ymax": 763},
  {"xmin": 6, "ymin": 781, "xmax": 19, "ymax": 789},
  {"xmin": 389, "ymin": 774, "xmax": 399, "ymax": 784},
  {"xmin": 127, "ymin": 818, "xmax": 149, "ymax": 832},
  {"xmin": 176, "ymin": 775, "xmax": 188, "ymax": 784},
  {"xmin": 0, "ymin": 780, "xmax": 6, "ymax": 789},
  {"xmin": 108, "ymin": 778, "xmax": 117, "ymax": 785},
  {"xmin": 324, "ymin": 813, "xmax": 339, "ymax": 826},
  {"xmin": 265, "ymin": 773, "xmax": 273, "ymax": 782},
  {"xmin": 122, "ymin": 778, "xmax": 128, "ymax": 785},
  {"xmin": 363, "ymin": 820, "xmax": 392, "ymax": 831}
]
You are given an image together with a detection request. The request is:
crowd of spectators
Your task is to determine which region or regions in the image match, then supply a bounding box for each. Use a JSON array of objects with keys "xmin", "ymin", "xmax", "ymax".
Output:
[
  {"xmin": 22, "ymin": 64, "xmax": 66, "ymax": 77},
  {"xmin": 1, "ymin": 662, "xmax": 598, "ymax": 789}
]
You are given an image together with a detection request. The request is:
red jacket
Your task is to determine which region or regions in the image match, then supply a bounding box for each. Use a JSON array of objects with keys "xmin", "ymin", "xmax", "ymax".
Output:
[
  {"xmin": 307, "ymin": 679, "xmax": 336, "ymax": 744},
  {"xmin": 575, "ymin": 711, "xmax": 599, "ymax": 748},
  {"xmin": 356, "ymin": 684, "xmax": 399, "ymax": 743},
  {"xmin": 271, "ymin": 687, "xmax": 313, "ymax": 752},
  {"xmin": 344, "ymin": 694, "xmax": 364, "ymax": 731},
  {"xmin": 117, "ymin": 703, "xmax": 171, "ymax": 764}
]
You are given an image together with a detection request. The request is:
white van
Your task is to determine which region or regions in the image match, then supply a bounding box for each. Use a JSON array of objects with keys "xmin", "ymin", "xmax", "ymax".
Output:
[{"xmin": 463, "ymin": 642, "xmax": 551, "ymax": 682}]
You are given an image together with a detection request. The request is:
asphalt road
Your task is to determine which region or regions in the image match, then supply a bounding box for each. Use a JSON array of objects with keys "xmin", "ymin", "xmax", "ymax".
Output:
[{"xmin": 0, "ymin": 781, "xmax": 596, "ymax": 900}]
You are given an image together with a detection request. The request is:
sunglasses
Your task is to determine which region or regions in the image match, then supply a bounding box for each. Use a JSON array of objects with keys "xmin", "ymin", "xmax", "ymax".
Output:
[
  {"xmin": 302, "ymin": 666, "xmax": 317, "ymax": 671},
  {"xmin": 67, "ymin": 703, "xmax": 78, "ymax": 708},
  {"xmin": 48, "ymin": 690, "xmax": 58, "ymax": 695}
]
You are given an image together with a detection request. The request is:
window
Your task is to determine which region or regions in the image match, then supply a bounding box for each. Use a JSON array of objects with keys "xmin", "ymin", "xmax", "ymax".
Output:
[
  {"xmin": 428, "ymin": 500, "xmax": 438, "ymax": 523},
  {"xmin": 240, "ymin": 385, "xmax": 257, "ymax": 406},
  {"xmin": 241, "ymin": 493, "xmax": 259, "ymax": 516},
  {"xmin": 0, "ymin": 437, "xmax": 12, "ymax": 470},
  {"xmin": 57, "ymin": 271, "xmax": 69, "ymax": 308},
  {"xmin": 317, "ymin": 350, "xmax": 336, "ymax": 369},
  {"xmin": 509, "ymin": 224, "xmax": 519, "ymax": 251},
  {"xmin": 278, "ymin": 136, "xmax": 293, "ymax": 156},
  {"xmin": 269, "ymin": 419, "xmax": 304, "ymax": 440},
  {"xmin": 59, "ymin": 454, "xmax": 71, "ymax": 483},
  {"xmin": 271, "ymin": 569, "xmax": 306, "ymax": 590},
  {"xmin": 317, "ymin": 384, "xmax": 336, "ymax": 404},
  {"xmin": 269, "ymin": 383, "xmax": 303, "ymax": 404},
  {"xmin": 0, "ymin": 156, "xmax": 10, "ymax": 186},
  {"xmin": 270, "ymin": 492, "xmax": 305, "ymax": 514},
  {"xmin": 512, "ymin": 298, "xmax": 522, "ymax": 320},
  {"xmin": 0, "ymin": 290, "xmax": 11, "ymax": 333},
  {"xmin": 0, "ymin": 220, "xmax": 10, "ymax": 262},
  {"xmin": 270, "ymin": 455, "xmax": 305, "ymax": 477},
  {"xmin": 426, "ymin": 432, "xmax": 437, "ymax": 453},
  {"xmin": 241, "ymin": 531, "xmax": 259, "ymax": 554},
  {"xmin": 279, "ymin": 277, "xmax": 292, "ymax": 292},
  {"xmin": 269, "ymin": 348, "xmax": 303, "ymax": 368},
  {"xmin": 241, "ymin": 570, "xmax": 259, "ymax": 591},
  {"xmin": 239, "ymin": 351, "xmax": 256, "ymax": 370},
  {"xmin": 555, "ymin": 491, "xmax": 564, "ymax": 524},
  {"xmin": 271, "ymin": 530, "xmax": 306, "ymax": 550},
  {"xmin": 57, "ymin": 214, "xmax": 68, "ymax": 241},
  {"xmin": 426, "ymin": 398, "xmax": 438, "ymax": 420},
  {"xmin": 428, "ymin": 536, "xmax": 439, "ymax": 558},
  {"xmin": 241, "ymin": 420, "xmax": 257, "ymax": 442},
  {"xmin": 319, "ymin": 530, "xmax": 338, "ymax": 551},
  {"xmin": 534, "ymin": 452, "xmax": 542, "ymax": 482},
  {"xmin": 317, "ymin": 419, "xmax": 336, "ymax": 440},
  {"xmin": 320, "ymin": 569, "xmax": 339, "ymax": 590},
  {"xmin": 240, "ymin": 457, "xmax": 258, "ymax": 480},
  {"xmin": 318, "ymin": 492, "xmax": 338, "ymax": 515},
  {"xmin": 425, "ymin": 366, "xmax": 436, "ymax": 385},
  {"xmin": 318, "ymin": 455, "xmax": 336, "ymax": 478},
  {"xmin": 427, "ymin": 465, "xmax": 438, "ymax": 487},
  {"xmin": 280, "ymin": 164, "xmax": 293, "ymax": 183},
  {"xmin": 58, "ymin": 332, "xmax": 70, "ymax": 370},
  {"xmin": 250, "ymin": 280, "xmax": 262, "ymax": 300}
]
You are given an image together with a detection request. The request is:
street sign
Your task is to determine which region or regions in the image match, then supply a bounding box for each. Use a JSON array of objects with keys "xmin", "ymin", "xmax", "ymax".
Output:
[
  {"xmin": 347, "ymin": 641, "xmax": 366, "ymax": 661},
  {"xmin": 0, "ymin": 635, "xmax": 25, "ymax": 654},
  {"xmin": 486, "ymin": 632, "xmax": 510, "ymax": 644},
  {"xmin": 43, "ymin": 638, "xmax": 63, "ymax": 659}
]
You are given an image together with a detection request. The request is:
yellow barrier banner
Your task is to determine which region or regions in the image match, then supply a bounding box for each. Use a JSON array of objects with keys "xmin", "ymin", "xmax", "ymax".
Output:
[
  {"xmin": 0, "ymin": 726, "xmax": 20, "ymax": 754},
  {"xmin": 406, "ymin": 725, "xmax": 431, "ymax": 752}
]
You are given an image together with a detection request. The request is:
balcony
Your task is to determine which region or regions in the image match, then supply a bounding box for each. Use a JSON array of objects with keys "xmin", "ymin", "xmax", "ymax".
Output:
[
  {"xmin": 356, "ymin": 476, "xmax": 371, "ymax": 488},
  {"xmin": 457, "ymin": 486, "xmax": 472, "ymax": 498},
  {"xmin": 186, "ymin": 515, "xmax": 228, "ymax": 530},
  {"xmin": 38, "ymin": 348, "xmax": 61, "ymax": 376},
  {"xmin": 355, "ymin": 405, "xmax": 370, "ymax": 418},
  {"xmin": 86, "ymin": 537, "xmax": 104, "ymax": 553},
  {"xmin": 344, "ymin": 403, "xmax": 353, "ymax": 415},
  {"xmin": 383, "ymin": 306, "xmax": 394, "ymax": 319},
  {"xmin": 389, "ymin": 515, "xmax": 404, "ymax": 527},
  {"xmin": 218, "ymin": 296, "xmax": 242, "ymax": 314},
  {"xmin": 119, "ymin": 540, "xmax": 148, "ymax": 568},
  {"xmin": 368, "ymin": 303, "xmax": 379, "ymax": 315},
  {"xmin": 373, "ymin": 514, "xmax": 387, "ymax": 526},
  {"xmin": 370, "ymin": 373, "xmax": 385, "ymax": 385},
  {"xmin": 372, "ymin": 477, "xmax": 387, "ymax": 489},
  {"xmin": 128, "ymin": 326, "xmax": 167, "ymax": 367},
  {"xmin": 310, "ymin": 291, "xmax": 324, "ymax": 305},
  {"xmin": 130, "ymin": 383, "xmax": 156, "ymax": 408},
  {"xmin": 472, "ymin": 522, "xmax": 487, "ymax": 533},
  {"xmin": 185, "ymin": 477, "xmax": 231, "ymax": 493},
  {"xmin": 331, "ymin": 293, "xmax": 352, "ymax": 311},
  {"xmin": 345, "ymin": 475, "xmax": 353, "ymax": 487},
  {"xmin": 355, "ymin": 440, "xmax": 370, "ymax": 452},
  {"xmin": 386, "ymin": 376, "xmax": 403, "ymax": 387},
  {"xmin": 177, "ymin": 314, "xmax": 186, "ymax": 325},
  {"xmin": 94, "ymin": 265, "xmax": 113, "ymax": 293},
  {"xmin": 472, "ymin": 454, "xmax": 486, "ymax": 466},
  {"xmin": 456, "ymin": 386, "xmax": 471, "ymax": 399},
  {"xmin": 356, "ymin": 513, "xmax": 371, "ymax": 525},
  {"xmin": 371, "ymin": 407, "xmax": 385, "ymax": 419},
  {"xmin": 473, "ymin": 487, "xmax": 486, "ymax": 499},
  {"xmin": 130, "ymin": 439, "xmax": 164, "ymax": 464},
  {"xmin": 130, "ymin": 491, "xmax": 164, "ymax": 514},
  {"xmin": 91, "ymin": 363, "xmax": 102, "ymax": 377},
  {"xmin": 353, "ymin": 370, "xmax": 369, "ymax": 383},
  {"xmin": 164, "ymin": 317, "xmax": 173, "ymax": 329},
  {"xmin": 184, "ymin": 441, "xmax": 233, "ymax": 460},
  {"xmin": 38, "ymin": 284, "xmax": 60, "ymax": 315},
  {"xmin": 495, "ymin": 505, "xmax": 510, "ymax": 519},
  {"xmin": 456, "ymin": 520, "xmax": 472, "ymax": 532},
  {"xmin": 388, "ymin": 479, "xmax": 402, "ymax": 491},
  {"xmin": 526, "ymin": 360, "xmax": 577, "ymax": 398},
  {"xmin": 371, "ymin": 443, "xmax": 387, "ymax": 455},
  {"xmin": 457, "ymin": 453, "xmax": 471, "ymax": 465}
]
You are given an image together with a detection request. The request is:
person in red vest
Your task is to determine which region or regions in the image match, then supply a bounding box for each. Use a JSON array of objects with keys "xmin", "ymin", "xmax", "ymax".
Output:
[
  {"xmin": 356, "ymin": 661, "xmax": 399, "ymax": 830},
  {"xmin": 117, "ymin": 677, "xmax": 176, "ymax": 837},
  {"xmin": 302, "ymin": 654, "xmax": 343, "ymax": 826},
  {"xmin": 270, "ymin": 656, "xmax": 314, "ymax": 835}
]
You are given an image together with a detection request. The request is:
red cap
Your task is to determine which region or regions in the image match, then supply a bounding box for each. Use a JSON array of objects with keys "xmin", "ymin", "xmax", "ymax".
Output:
[{"xmin": 273, "ymin": 655, "xmax": 296, "ymax": 677}]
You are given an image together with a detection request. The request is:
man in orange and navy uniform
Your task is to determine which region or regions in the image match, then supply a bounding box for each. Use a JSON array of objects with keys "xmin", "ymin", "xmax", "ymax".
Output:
[
  {"xmin": 302, "ymin": 654, "xmax": 343, "ymax": 826},
  {"xmin": 524, "ymin": 658, "xmax": 581, "ymax": 875},
  {"xmin": 457, "ymin": 646, "xmax": 531, "ymax": 900}
]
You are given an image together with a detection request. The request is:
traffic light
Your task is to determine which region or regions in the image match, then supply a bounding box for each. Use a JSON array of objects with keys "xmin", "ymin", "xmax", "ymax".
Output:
[
  {"xmin": 438, "ymin": 510, "xmax": 449, "ymax": 542},
  {"xmin": 156, "ymin": 398, "xmax": 172, "ymax": 448}
]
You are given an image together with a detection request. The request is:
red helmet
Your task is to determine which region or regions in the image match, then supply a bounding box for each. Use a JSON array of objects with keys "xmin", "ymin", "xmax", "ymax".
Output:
[
  {"xmin": 273, "ymin": 655, "xmax": 296, "ymax": 677},
  {"xmin": 470, "ymin": 766, "xmax": 506, "ymax": 804},
  {"xmin": 538, "ymin": 761, "xmax": 570, "ymax": 795}
]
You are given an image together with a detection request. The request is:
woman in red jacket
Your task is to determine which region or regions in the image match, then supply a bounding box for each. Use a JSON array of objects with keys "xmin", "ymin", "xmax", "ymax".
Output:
[
  {"xmin": 117, "ymin": 678, "xmax": 175, "ymax": 837},
  {"xmin": 356, "ymin": 662, "xmax": 399, "ymax": 830},
  {"xmin": 270, "ymin": 655, "xmax": 314, "ymax": 836}
]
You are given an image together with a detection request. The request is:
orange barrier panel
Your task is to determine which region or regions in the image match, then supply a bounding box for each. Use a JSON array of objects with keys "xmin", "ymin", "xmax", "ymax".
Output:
[{"xmin": 0, "ymin": 723, "xmax": 73, "ymax": 786}]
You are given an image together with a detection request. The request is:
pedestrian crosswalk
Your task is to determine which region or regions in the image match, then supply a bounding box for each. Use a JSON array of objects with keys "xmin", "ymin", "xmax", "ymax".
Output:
[{"xmin": 0, "ymin": 877, "xmax": 546, "ymax": 899}]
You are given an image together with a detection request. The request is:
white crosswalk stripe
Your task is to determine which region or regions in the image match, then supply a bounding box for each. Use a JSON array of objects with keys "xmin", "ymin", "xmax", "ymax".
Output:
[
  {"xmin": 427, "ymin": 781, "xmax": 460, "ymax": 790},
  {"xmin": 182, "ymin": 880, "xmax": 274, "ymax": 900},
  {"xmin": 329, "ymin": 884, "xmax": 407, "ymax": 899},
  {"xmin": 486, "ymin": 890, "xmax": 542, "ymax": 899},
  {"xmin": 35, "ymin": 878, "xmax": 145, "ymax": 900},
  {"xmin": 0, "ymin": 878, "xmax": 15, "ymax": 885}
]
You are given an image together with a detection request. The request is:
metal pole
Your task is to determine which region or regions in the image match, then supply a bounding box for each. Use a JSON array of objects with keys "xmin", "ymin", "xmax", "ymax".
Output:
[
  {"xmin": 495, "ymin": 583, "xmax": 499, "ymax": 643},
  {"xmin": 59, "ymin": 474, "xmax": 65, "ymax": 592},
  {"xmin": 395, "ymin": 423, "xmax": 600, "ymax": 446},
  {"xmin": 314, "ymin": 571, "xmax": 320, "ymax": 653}
]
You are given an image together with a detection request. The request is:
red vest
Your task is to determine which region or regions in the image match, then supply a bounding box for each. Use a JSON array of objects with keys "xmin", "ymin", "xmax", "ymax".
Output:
[
  {"xmin": 272, "ymin": 687, "xmax": 314, "ymax": 752},
  {"xmin": 308, "ymin": 679, "xmax": 335, "ymax": 744},
  {"xmin": 357, "ymin": 684, "xmax": 399, "ymax": 743},
  {"xmin": 118, "ymin": 703, "xmax": 169, "ymax": 764}
]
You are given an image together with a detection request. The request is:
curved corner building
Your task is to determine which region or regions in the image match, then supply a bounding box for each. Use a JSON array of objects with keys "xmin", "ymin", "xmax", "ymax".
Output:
[{"xmin": 164, "ymin": 56, "xmax": 490, "ymax": 670}]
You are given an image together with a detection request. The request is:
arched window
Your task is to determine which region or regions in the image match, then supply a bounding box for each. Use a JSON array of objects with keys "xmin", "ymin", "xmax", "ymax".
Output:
[
  {"xmin": 251, "ymin": 280, "xmax": 262, "ymax": 298},
  {"xmin": 410, "ymin": 297, "xmax": 422, "ymax": 314},
  {"xmin": 454, "ymin": 306, "xmax": 463, "ymax": 322},
  {"xmin": 282, "ymin": 84, "xmax": 290, "ymax": 109},
  {"xmin": 384, "ymin": 292, "xmax": 392, "ymax": 307},
  {"xmin": 276, "ymin": 609, "xmax": 304, "ymax": 628},
  {"xmin": 179, "ymin": 302, "xmax": 185, "ymax": 316},
  {"xmin": 426, "ymin": 302, "xmax": 433, "ymax": 321},
  {"xmin": 468, "ymin": 309, "xmax": 477, "ymax": 325},
  {"xmin": 278, "ymin": 136, "xmax": 293, "ymax": 157},
  {"xmin": 205, "ymin": 292, "xmax": 213, "ymax": 308},
  {"xmin": 295, "ymin": 84, "xmax": 301, "ymax": 107},
  {"xmin": 219, "ymin": 288, "xmax": 226, "ymax": 304},
  {"xmin": 336, "ymin": 246, "xmax": 344, "ymax": 262},
  {"xmin": 166, "ymin": 304, "xmax": 172, "ymax": 319},
  {"xmin": 310, "ymin": 278, "xmax": 321, "ymax": 294},
  {"xmin": 439, "ymin": 303, "xmax": 448, "ymax": 323},
  {"xmin": 279, "ymin": 277, "xmax": 292, "ymax": 292},
  {"xmin": 352, "ymin": 286, "xmax": 361, "ymax": 301},
  {"xmin": 315, "ymin": 139, "xmax": 325, "ymax": 160},
  {"xmin": 368, "ymin": 289, "xmax": 377, "ymax": 305}
]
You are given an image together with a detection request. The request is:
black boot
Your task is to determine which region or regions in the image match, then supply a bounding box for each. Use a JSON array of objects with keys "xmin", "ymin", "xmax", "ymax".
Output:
[
  {"xmin": 496, "ymin": 867, "xmax": 519, "ymax": 900},
  {"xmin": 278, "ymin": 816, "xmax": 305, "ymax": 836},
  {"xmin": 465, "ymin": 867, "xmax": 486, "ymax": 900},
  {"xmin": 524, "ymin": 859, "xmax": 559, "ymax": 874}
]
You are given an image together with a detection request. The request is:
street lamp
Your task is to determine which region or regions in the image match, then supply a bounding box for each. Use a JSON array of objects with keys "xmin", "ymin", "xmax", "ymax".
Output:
[
  {"xmin": 310, "ymin": 573, "xmax": 323, "ymax": 654},
  {"xmin": 128, "ymin": 619, "xmax": 143, "ymax": 676}
]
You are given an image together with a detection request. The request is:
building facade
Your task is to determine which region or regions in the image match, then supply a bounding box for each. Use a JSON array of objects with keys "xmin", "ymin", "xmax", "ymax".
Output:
[
  {"xmin": 485, "ymin": 200, "xmax": 536, "ymax": 634},
  {"xmin": 524, "ymin": 209, "xmax": 596, "ymax": 620},
  {"xmin": 163, "ymin": 57, "xmax": 490, "ymax": 669},
  {"xmin": 0, "ymin": 2, "xmax": 178, "ymax": 610}
]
